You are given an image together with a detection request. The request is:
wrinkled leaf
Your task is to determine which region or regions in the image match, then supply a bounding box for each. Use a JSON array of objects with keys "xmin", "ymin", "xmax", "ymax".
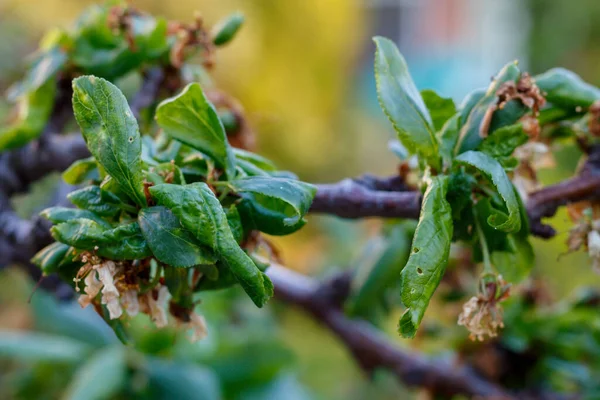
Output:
[
  {"xmin": 478, "ymin": 124, "xmax": 528, "ymax": 169},
  {"xmin": 455, "ymin": 150, "xmax": 521, "ymax": 232},
  {"xmin": 421, "ymin": 89, "xmax": 456, "ymax": 131},
  {"xmin": 535, "ymin": 68, "xmax": 600, "ymax": 109},
  {"xmin": 72, "ymin": 76, "xmax": 147, "ymax": 207},
  {"xmin": 149, "ymin": 183, "xmax": 273, "ymax": 307},
  {"xmin": 155, "ymin": 83, "xmax": 236, "ymax": 179},
  {"xmin": 399, "ymin": 176, "xmax": 453, "ymax": 338},
  {"xmin": 212, "ymin": 12, "xmax": 244, "ymax": 46},
  {"xmin": 51, "ymin": 219, "xmax": 150, "ymax": 260},
  {"xmin": 67, "ymin": 186, "xmax": 122, "ymax": 218},
  {"xmin": 373, "ymin": 36, "xmax": 438, "ymax": 168},
  {"xmin": 100, "ymin": 222, "xmax": 152, "ymax": 260},
  {"xmin": 139, "ymin": 206, "xmax": 217, "ymax": 268},
  {"xmin": 230, "ymin": 177, "xmax": 317, "ymax": 236}
]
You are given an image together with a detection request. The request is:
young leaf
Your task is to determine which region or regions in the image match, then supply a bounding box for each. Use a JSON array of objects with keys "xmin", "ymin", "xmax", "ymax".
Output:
[
  {"xmin": 149, "ymin": 183, "xmax": 273, "ymax": 307},
  {"xmin": 535, "ymin": 68, "xmax": 600, "ymax": 109},
  {"xmin": 67, "ymin": 186, "xmax": 122, "ymax": 218},
  {"xmin": 421, "ymin": 89, "xmax": 457, "ymax": 132},
  {"xmin": 31, "ymin": 242, "xmax": 71, "ymax": 275},
  {"xmin": 229, "ymin": 177, "xmax": 317, "ymax": 235},
  {"xmin": 72, "ymin": 76, "xmax": 147, "ymax": 207},
  {"xmin": 399, "ymin": 176, "xmax": 453, "ymax": 338},
  {"xmin": 40, "ymin": 206, "xmax": 111, "ymax": 228},
  {"xmin": 155, "ymin": 83, "xmax": 236, "ymax": 179},
  {"xmin": 212, "ymin": 12, "xmax": 245, "ymax": 46},
  {"xmin": 62, "ymin": 157, "xmax": 98, "ymax": 185},
  {"xmin": 455, "ymin": 151, "xmax": 522, "ymax": 232},
  {"xmin": 139, "ymin": 206, "xmax": 217, "ymax": 268},
  {"xmin": 0, "ymin": 79, "xmax": 56, "ymax": 151},
  {"xmin": 373, "ymin": 37, "xmax": 438, "ymax": 168},
  {"xmin": 455, "ymin": 62, "xmax": 521, "ymax": 154}
]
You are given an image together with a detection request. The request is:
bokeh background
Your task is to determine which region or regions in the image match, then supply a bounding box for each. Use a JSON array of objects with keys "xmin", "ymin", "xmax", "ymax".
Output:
[{"xmin": 1, "ymin": 0, "xmax": 599, "ymax": 398}]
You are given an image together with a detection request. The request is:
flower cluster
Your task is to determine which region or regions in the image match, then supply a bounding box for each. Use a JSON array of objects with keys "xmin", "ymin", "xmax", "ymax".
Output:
[
  {"xmin": 74, "ymin": 251, "xmax": 207, "ymax": 342},
  {"xmin": 458, "ymin": 275, "xmax": 511, "ymax": 341}
]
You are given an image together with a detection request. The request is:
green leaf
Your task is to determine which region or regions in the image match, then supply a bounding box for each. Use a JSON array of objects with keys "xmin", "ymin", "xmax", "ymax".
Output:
[
  {"xmin": 63, "ymin": 157, "xmax": 98, "ymax": 185},
  {"xmin": 226, "ymin": 205, "xmax": 245, "ymax": 244},
  {"xmin": 230, "ymin": 177, "xmax": 317, "ymax": 236},
  {"xmin": 491, "ymin": 235, "xmax": 534, "ymax": 283},
  {"xmin": 535, "ymin": 68, "xmax": 600, "ymax": 109},
  {"xmin": 7, "ymin": 46, "xmax": 66, "ymax": 100},
  {"xmin": 398, "ymin": 176, "xmax": 453, "ymax": 338},
  {"xmin": 31, "ymin": 242, "xmax": 71, "ymax": 275},
  {"xmin": 455, "ymin": 150, "xmax": 521, "ymax": 232},
  {"xmin": 347, "ymin": 222, "xmax": 414, "ymax": 317},
  {"xmin": 212, "ymin": 12, "xmax": 245, "ymax": 46},
  {"xmin": 145, "ymin": 358, "xmax": 221, "ymax": 400},
  {"xmin": 71, "ymin": 5, "xmax": 168, "ymax": 80},
  {"xmin": 0, "ymin": 79, "xmax": 56, "ymax": 151},
  {"xmin": 0, "ymin": 331, "xmax": 91, "ymax": 363},
  {"xmin": 438, "ymin": 114, "xmax": 460, "ymax": 167},
  {"xmin": 65, "ymin": 346, "xmax": 126, "ymax": 400},
  {"xmin": 139, "ymin": 206, "xmax": 217, "ymax": 268},
  {"xmin": 455, "ymin": 61, "xmax": 521, "ymax": 153},
  {"xmin": 155, "ymin": 83, "xmax": 236, "ymax": 179},
  {"xmin": 149, "ymin": 183, "xmax": 273, "ymax": 307},
  {"xmin": 40, "ymin": 206, "xmax": 111, "ymax": 228},
  {"xmin": 100, "ymin": 222, "xmax": 152, "ymax": 260},
  {"xmin": 67, "ymin": 186, "xmax": 122, "ymax": 218},
  {"xmin": 478, "ymin": 124, "xmax": 528, "ymax": 169},
  {"xmin": 51, "ymin": 219, "xmax": 150, "ymax": 260},
  {"xmin": 72, "ymin": 75, "xmax": 147, "ymax": 207},
  {"xmin": 421, "ymin": 89, "xmax": 456, "ymax": 132},
  {"xmin": 373, "ymin": 36, "xmax": 438, "ymax": 168},
  {"xmin": 144, "ymin": 163, "xmax": 186, "ymax": 185},
  {"xmin": 233, "ymin": 148, "xmax": 277, "ymax": 172}
]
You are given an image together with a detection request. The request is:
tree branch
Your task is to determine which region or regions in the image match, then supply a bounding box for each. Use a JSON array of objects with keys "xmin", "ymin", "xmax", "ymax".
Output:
[{"xmin": 267, "ymin": 263, "xmax": 536, "ymax": 399}]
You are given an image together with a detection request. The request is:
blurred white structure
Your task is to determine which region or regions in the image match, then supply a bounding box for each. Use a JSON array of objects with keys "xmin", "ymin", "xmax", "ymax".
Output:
[{"xmin": 362, "ymin": 0, "xmax": 530, "ymax": 100}]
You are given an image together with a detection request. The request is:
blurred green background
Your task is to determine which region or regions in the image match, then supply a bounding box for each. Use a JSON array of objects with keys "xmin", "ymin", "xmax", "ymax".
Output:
[{"xmin": 1, "ymin": 0, "xmax": 599, "ymax": 399}]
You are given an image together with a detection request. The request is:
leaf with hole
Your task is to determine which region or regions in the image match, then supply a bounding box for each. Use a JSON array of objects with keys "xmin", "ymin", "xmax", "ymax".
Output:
[{"xmin": 398, "ymin": 176, "xmax": 453, "ymax": 338}]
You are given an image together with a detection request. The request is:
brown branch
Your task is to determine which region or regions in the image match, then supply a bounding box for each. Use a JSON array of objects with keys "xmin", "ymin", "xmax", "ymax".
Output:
[{"xmin": 267, "ymin": 263, "xmax": 522, "ymax": 399}]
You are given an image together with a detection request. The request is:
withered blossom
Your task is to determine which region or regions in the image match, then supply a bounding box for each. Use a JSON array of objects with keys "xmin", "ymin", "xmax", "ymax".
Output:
[{"xmin": 458, "ymin": 276, "xmax": 510, "ymax": 341}]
